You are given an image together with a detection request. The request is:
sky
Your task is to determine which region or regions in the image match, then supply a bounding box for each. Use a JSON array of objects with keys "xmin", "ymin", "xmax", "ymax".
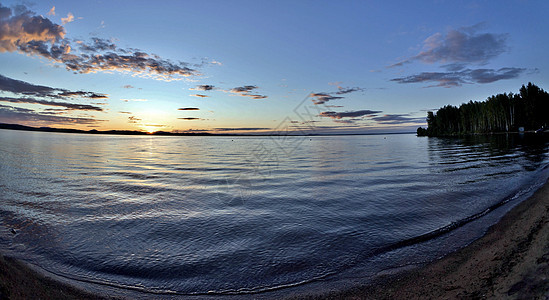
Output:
[{"xmin": 0, "ymin": 0, "xmax": 548, "ymax": 134}]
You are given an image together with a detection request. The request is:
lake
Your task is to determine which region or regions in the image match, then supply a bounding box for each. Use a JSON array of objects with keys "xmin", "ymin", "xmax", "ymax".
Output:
[{"xmin": 1, "ymin": 129, "xmax": 548, "ymax": 296}]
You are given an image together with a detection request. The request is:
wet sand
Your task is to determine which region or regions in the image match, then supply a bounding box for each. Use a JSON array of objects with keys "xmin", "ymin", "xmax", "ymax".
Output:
[
  {"xmin": 2, "ymin": 179, "xmax": 549, "ymax": 299},
  {"xmin": 0, "ymin": 254, "xmax": 106, "ymax": 300}
]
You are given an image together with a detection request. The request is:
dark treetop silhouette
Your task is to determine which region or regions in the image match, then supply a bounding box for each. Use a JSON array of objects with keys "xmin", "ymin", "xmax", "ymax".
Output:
[{"xmin": 417, "ymin": 83, "xmax": 549, "ymax": 137}]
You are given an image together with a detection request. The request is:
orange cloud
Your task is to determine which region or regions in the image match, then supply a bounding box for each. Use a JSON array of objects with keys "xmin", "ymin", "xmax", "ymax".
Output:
[{"xmin": 61, "ymin": 13, "xmax": 74, "ymax": 25}]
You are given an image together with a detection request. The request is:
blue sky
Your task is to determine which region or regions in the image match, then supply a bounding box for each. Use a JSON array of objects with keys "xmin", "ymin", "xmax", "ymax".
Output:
[{"xmin": 0, "ymin": 0, "xmax": 548, "ymax": 134}]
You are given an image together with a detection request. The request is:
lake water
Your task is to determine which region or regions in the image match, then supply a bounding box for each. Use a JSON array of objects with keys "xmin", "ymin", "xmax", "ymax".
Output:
[{"xmin": 1, "ymin": 129, "xmax": 548, "ymax": 296}]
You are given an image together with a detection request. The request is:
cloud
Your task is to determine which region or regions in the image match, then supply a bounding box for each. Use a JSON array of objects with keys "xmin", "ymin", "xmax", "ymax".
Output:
[
  {"xmin": 190, "ymin": 94, "xmax": 209, "ymax": 98},
  {"xmin": 47, "ymin": 6, "xmax": 55, "ymax": 16},
  {"xmin": 0, "ymin": 104, "xmax": 102, "ymax": 125},
  {"xmin": 119, "ymin": 111, "xmax": 132, "ymax": 114},
  {"xmin": 0, "ymin": 74, "xmax": 108, "ymax": 99},
  {"xmin": 0, "ymin": 74, "xmax": 57, "ymax": 97},
  {"xmin": 335, "ymin": 86, "xmax": 364, "ymax": 95},
  {"xmin": 122, "ymin": 85, "xmax": 134, "ymax": 89},
  {"xmin": 333, "ymin": 119, "xmax": 355, "ymax": 124},
  {"xmin": 391, "ymin": 25, "xmax": 507, "ymax": 67},
  {"xmin": 310, "ymin": 93, "xmax": 344, "ymax": 105},
  {"xmin": 244, "ymin": 94, "xmax": 267, "ymax": 99},
  {"xmin": 190, "ymin": 84, "xmax": 214, "ymax": 91},
  {"xmin": 0, "ymin": 103, "xmax": 33, "ymax": 112},
  {"xmin": 214, "ymin": 127, "xmax": 270, "ymax": 131},
  {"xmin": 40, "ymin": 108, "xmax": 68, "ymax": 115},
  {"xmin": 231, "ymin": 85, "xmax": 256, "ymax": 93},
  {"xmin": 178, "ymin": 117, "xmax": 202, "ymax": 120},
  {"xmin": 128, "ymin": 116, "xmax": 141, "ymax": 123},
  {"xmin": 390, "ymin": 67, "xmax": 526, "ymax": 87},
  {"xmin": 469, "ymin": 68, "xmax": 526, "ymax": 83},
  {"xmin": 57, "ymin": 91, "xmax": 108, "ymax": 99},
  {"xmin": 178, "ymin": 107, "xmax": 199, "ymax": 110},
  {"xmin": 77, "ymin": 37, "xmax": 116, "ymax": 52},
  {"xmin": 121, "ymin": 98, "xmax": 147, "ymax": 102},
  {"xmin": 0, "ymin": 4, "xmax": 199, "ymax": 81},
  {"xmin": 0, "ymin": 96, "xmax": 104, "ymax": 111},
  {"xmin": 319, "ymin": 110, "xmax": 382, "ymax": 119},
  {"xmin": 0, "ymin": 4, "xmax": 65, "ymax": 52},
  {"xmin": 61, "ymin": 13, "xmax": 74, "ymax": 25},
  {"xmin": 62, "ymin": 50, "xmax": 198, "ymax": 80},
  {"xmin": 371, "ymin": 114, "xmax": 426, "ymax": 124},
  {"xmin": 230, "ymin": 85, "xmax": 268, "ymax": 99},
  {"xmin": 441, "ymin": 63, "xmax": 468, "ymax": 72}
]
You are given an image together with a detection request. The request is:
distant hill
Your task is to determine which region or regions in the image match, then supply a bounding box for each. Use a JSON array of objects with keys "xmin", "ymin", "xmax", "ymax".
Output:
[{"xmin": 0, "ymin": 123, "xmax": 213, "ymax": 136}]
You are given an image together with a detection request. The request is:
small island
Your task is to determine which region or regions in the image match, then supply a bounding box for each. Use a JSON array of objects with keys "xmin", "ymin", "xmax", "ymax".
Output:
[{"xmin": 417, "ymin": 83, "xmax": 549, "ymax": 137}]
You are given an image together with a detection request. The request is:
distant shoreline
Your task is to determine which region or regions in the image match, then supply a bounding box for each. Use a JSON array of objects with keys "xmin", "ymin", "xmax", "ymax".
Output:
[{"xmin": 0, "ymin": 123, "xmax": 413, "ymax": 137}]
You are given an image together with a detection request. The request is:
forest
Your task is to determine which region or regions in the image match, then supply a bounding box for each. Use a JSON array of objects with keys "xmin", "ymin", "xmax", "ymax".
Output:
[{"xmin": 417, "ymin": 83, "xmax": 549, "ymax": 136}]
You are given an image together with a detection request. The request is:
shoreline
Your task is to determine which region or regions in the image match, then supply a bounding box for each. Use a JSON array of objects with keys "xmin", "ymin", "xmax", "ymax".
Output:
[
  {"xmin": 299, "ymin": 176, "xmax": 549, "ymax": 299},
  {"xmin": 2, "ymin": 180, "xmax": 549, "ymax": 299}
]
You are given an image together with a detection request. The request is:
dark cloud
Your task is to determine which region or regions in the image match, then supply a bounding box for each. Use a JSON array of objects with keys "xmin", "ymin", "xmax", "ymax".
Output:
[
  {"xmin": 0, "ymin": 96, "xmax": 104, "ymax": 111},
  {"xmin": 119, "ymin": 111, "xmax": 132, "ymax": 114},
  {"xmin": 0, "ymin": 103, "xmax": 33, "ymax": 113},
  {"xmin": 122, "ymin": 85, "xmax": 134, "ymax": 89},
  {"xmin": 333, "ymin": 119, "xmax": 355, "ymax": 124},
  {"xmin": 178, "ymin": 107, "xmax": 199, "ymax": 110},
  {"xmin": 0, "ymin": 4, "xmax": 199, "ymax": 81},
  {"xmin": 310, "ymin": 93, "xmax": 343, "ymax": 105},
  {"xmin": 190, "ymin": 94, "xmax": 209, "ymax": 98},
  {"xmin": 178, "ymin": 117, "xmax": 201, "ymax": 120},
  {"xmin": 244, "ymin": 94, "xmax": 267, "ymax": 99},
  {"xmin": 214, "ymin": 127, "xmax": 270, "ymax": 131},
  {"xmin": 231, "ymin": 85, "xmax": 257, "ymax": 93},
  {"xmin": 128, "ymin": 116, "xmax": 141, "ymax": 123},
  {"xmin": 319, "ymin": 110, "xmax": 382, "ymax": 119},
  {"xmin": 0, "ymin": 74, "xmax": 57, "ymax": 97},
  {"xmin": 390, "ymin": 67, "xmax": 526, "ymax": 87},
  {"xmin": 372, "ymin": 114, "xmax": 426, "ymax": 124},
  {"xmin": 57, "ymin": 91, "xmax": 108, "ymax": 99},
  {"xmin": 0, "ymin": 105, "xmax": 101, "ymax": 125},
  {"xmin": 78, "ymin": 37, "xmax": 116, "ymax": 52},
  {"xmin": 391, "ymin": 25, "xmax": 508, "ymax": 67},
  {"xmin": 191, "ymin": 85, "xmax": 214, "ymax": 91},
  {"xmin": 40, "ymin": 109, "xmax": 68, "ymax": 115},
  {"xmin": 62, "ymin": 51, "xmax": 198, "ymax": 80},
  {"xmin": 469, "ymin": 68, "xmax": 525, "ymax": 83},
  {"xmin": 41, "ymin": 108, "xmax": 70, "ymax": 115},
  {"xmin": 0, "ymin": 74, "xmax": 108, "ymax": 99},
  {"xmin": 441, "ymin": 63, "xmax": 467, "ymax": 72},
  {"xmin": 230, "ymin": 85, "xmax": 268, "ymax": 99},
  {"xmin": 335, "ymin": 87, "xmax": 364, "ymax": 95}
]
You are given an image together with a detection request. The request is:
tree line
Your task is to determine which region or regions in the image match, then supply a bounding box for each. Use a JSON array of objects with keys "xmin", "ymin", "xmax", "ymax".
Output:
[{"xmin": 417, "ymin": 83, "xmax": 549, "ymax": 136}]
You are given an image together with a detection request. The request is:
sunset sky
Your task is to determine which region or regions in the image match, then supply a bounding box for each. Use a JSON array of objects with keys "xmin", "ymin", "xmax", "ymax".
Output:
[{"xmin": 1, "ymin": 0, "xmax": 548, "ymax": 134}]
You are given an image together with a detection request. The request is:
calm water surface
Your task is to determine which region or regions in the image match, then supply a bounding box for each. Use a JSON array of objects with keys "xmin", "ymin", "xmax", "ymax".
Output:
[{"xmin": 1, "ymin": 129, "xmax": 548, "ymax": 295}]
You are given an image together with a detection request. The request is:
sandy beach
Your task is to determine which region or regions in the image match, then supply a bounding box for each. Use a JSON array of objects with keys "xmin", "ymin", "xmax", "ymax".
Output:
[{"xmin": 2, "ymin": 179, "xmax": 549, "ymax": 299}]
